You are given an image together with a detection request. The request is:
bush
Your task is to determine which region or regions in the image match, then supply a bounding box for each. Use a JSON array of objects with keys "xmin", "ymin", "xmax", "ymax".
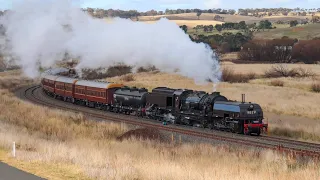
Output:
[
  {"xmin": 270, "ymin": 80, "xmax": 284, "ymax": 87},
  {"xmin": 120, "ymin": 74, "xmax": 135, "ymax": 82},
  {"xmin": 81, "ymin": 65, "xmax": 132, "ymax": 80},
  {"xmin": 221, "ymin": 67, "xmax": 256, "ymax": 83},
  {"xmin": 136, "ymin": 65, "xmax": 158, "ymax": 73},
  {"xmin": 311, "ymin": 82, "xmax": 320, "ymax": 93},
  {"xmin": 264, "ymin": 64, "xmax": 299, "ymax": 78},
  {"xmin": 264, "ymin": 64, "xmax": 315, "ymax": 78}
]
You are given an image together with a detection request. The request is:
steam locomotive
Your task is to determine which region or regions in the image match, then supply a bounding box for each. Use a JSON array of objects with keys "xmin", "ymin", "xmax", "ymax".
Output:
[{"xmin": 41, "ymin": 74, "xmax": 268, "ymax": 135}]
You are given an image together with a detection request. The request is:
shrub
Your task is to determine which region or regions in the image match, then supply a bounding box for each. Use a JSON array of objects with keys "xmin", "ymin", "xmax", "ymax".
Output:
[
  {"xmin": 221, "ymin": 67, "xmax": 256, "ymax": 83},
  {"xmin": 264, "ymin": 64, "xmax": 299, "ymax": 78},
  {"xmin": 270, "ymin": 80, "xmax": 284, "ymax": 87},
  {"xmin": 264, "ymin": 64, "xmax": 315, "ymax": 78},
  {"xmin": 311, "ymin": 82, "xmax": 320, "ymax": 93},
  {"xmin": 295, "ymin": 67, "xmax": 315, "ymax": 77},
  {"xmin": 136, "ymin": 65, "xmax": 158, "ymax": 73}
]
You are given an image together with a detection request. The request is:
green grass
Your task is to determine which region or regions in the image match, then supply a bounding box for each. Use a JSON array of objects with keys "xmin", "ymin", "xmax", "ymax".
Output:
[
  {"xmin": 254, "ymin": 23, "xmax": 320, "ymax": 39},
  {"xmin": 187, "ymin": 28, "xmax": 240, "ymax": 36}
]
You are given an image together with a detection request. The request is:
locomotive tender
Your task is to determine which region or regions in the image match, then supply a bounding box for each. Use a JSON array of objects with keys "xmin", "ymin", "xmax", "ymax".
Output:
[{"xmin": 41, "ymin": 74, "xmax": 268, "ymax": 135}]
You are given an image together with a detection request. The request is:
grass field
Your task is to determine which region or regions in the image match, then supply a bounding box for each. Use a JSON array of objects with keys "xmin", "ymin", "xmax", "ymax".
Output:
[
  {"xmin": 254, "ymin": 23, "xmax": 320, "ymax": 39},
  {"xmin": 1, "ymin": 71, "xmax": 320, "ymax": 179}
]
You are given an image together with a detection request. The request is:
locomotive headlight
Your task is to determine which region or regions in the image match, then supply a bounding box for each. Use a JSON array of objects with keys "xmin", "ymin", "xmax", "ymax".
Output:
[{"xmin": 249, "ymin": 104, "xmax": 254, "ymax": 109}]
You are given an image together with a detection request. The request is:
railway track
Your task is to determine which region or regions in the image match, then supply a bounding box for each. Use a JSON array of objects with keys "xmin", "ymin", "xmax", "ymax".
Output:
[{"xmin": 18, "ymin": 85, "xmax": 320, "ymax": 159}]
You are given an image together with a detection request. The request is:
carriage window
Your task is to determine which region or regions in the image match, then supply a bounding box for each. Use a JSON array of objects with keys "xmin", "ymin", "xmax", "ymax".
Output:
[{"xmin": 166, "ymin": 97, "xmax": 173, "ymax": 107}]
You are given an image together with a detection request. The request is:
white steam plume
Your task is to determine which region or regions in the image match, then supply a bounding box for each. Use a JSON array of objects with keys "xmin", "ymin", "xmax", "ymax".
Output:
[{"xmin": 0, "ymin": 0, "xmax": 221, "ymax": 89}]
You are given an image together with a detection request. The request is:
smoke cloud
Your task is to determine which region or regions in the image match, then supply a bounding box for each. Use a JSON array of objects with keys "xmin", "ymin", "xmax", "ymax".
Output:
[{"xmin": 0, "ymin": 0, "xmax": 221, "ymax": 88}]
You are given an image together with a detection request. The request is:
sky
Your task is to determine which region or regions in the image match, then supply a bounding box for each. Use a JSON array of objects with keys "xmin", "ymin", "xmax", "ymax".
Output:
[{"xmin": 0, "ymin": 0, "xmax": 319, "ymax": 11}]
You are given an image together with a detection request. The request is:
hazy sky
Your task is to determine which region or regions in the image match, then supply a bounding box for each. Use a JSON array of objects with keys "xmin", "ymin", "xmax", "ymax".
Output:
[{"xmin": 0, "ymin": 0, "xmax": 319, "ymax": 11}]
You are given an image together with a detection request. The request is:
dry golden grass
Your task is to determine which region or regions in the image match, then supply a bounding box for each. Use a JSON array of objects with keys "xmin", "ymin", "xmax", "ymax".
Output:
[
  {"xmin": 1, "ymin": 72, "xmax": 320, "ymax": 179},
  {"xmin": 311, "ymin": 82, "xmax": 320, "ymax": 93},
  {"xmin": 270, "ymin": 79, "xmax": 285, "ymax": 87},
  {"xmin": 251, "ymin": 77, "xmax": 320, "ymax": 91},
  {"xmin": 120, "ymin": 74, "xmax": 135, "ymax": 82},
  {"xmin": 219, "ymin": 52, "xmax": 239, "ymax": 61},
  {"xmin": 143, "ymin": 20, "xmax": 223, "ymax": 27},
  {"xmin": 0, "ymin": 149, "xmax": 90, "ymax": 180},
  {"xmin": 2, "ymin": 118, "xmax": 319, "ymax": 180},
  {"xmin": 222, "ymin": 63, "xmax": 320, "ymax": 75}
]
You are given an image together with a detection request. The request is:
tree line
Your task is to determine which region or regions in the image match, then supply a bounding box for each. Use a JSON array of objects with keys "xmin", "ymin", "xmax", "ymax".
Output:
[
  {"xmin": 191, "ymin": 32, "xmax": 253, "ymax": 53},
  {"xmin": 238, "ymin": 8, "xmax": 320, "ymax": 16},
  {"xmin": 82, "ymin": 7, "xmax": 320, "ymax": 19},
  {"xmin": 189, "ymin": 20, "xmax": 273, "ymax": 34},
  {"xmin": 239, "ymin": 38, "xmax": 320, "ymax": 64}
]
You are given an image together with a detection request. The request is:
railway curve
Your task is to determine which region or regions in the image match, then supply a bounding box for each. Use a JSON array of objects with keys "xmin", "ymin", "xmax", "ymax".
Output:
[{"xmin": 16, "ymin": 85, "xmax": 320, "ymax": 159}]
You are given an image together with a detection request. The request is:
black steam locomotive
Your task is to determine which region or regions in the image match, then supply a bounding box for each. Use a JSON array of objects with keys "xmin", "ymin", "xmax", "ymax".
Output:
[{"xmin": 113, "ymin": 87, "xmax": 267, "ymax": 135}]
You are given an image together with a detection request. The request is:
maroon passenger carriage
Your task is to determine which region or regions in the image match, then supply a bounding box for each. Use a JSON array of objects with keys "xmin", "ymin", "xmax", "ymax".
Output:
[
  {"xmin": 54, "ymin": 76, "xmax": 78, "ymax": 101},
  {"xmin": 73, "ymin": 80, "xmax": 124, "ymax": 109},
  {"xmin": 41, "ymin": 75, "xmax": 59, "ymax": 96}
]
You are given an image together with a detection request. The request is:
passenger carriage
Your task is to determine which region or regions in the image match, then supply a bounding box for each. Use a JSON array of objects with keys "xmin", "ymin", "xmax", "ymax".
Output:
[
  {"xmin": 54, "ymin": 76, "xmax": 78, "ymax": 102},
  {"xmin": 74, "ymin": 80, "xmax": 124, "ymax": 108},
  {"xmin": 41, "ymin": 75, "xmax": 59, "ymax": 96}
]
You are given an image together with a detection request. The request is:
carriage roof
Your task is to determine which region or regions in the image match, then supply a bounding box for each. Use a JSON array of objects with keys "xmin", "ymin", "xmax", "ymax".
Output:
[
  {"xmin": 55, "ymin": 76, "xmax": 78, "ymax": 84},
  {"xmin": 42, "ymin": 74, "xmax": 59, "ymax": 81},
  {"xmin": 75, "ymin": 80, "xmax": 123, "ymax": 89}
]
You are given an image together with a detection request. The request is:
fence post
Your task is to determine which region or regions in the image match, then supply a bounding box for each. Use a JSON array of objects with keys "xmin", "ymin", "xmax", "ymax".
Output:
[
  {"xmin": 171, "ymin": 133, "xmax": 174, "ymax": 143},
  {"xmin": 179, "ymin": 135, "xmax": 181, "ymax": 144},
  {"xmin": 12, "ymin": 142, "xmax": 16, "ymax": 158}
]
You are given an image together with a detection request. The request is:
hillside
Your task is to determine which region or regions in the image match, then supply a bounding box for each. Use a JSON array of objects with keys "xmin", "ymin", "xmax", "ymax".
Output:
[
  {"xmin": 254, "ymin": 23, "xmax": 320, "ymax": 39},
  {"xmin": 138, "ymin": 13, "xmax": 314, "ymax": 24}
]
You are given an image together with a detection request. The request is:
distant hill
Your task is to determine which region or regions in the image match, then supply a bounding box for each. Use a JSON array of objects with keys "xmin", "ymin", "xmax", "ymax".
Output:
[{"xmin": 137, "ymin": 13, "xmax": 314, "ymax": 24}]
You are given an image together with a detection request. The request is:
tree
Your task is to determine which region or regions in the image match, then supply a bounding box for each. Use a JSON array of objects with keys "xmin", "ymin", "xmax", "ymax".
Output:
[
  {"xmin": 292, "ymin": 40, "xmax": 320, "ymax": 64},
  {"xmin": 196, "ymin": 11, "xmax": 202, "ymax": 20},
  {"xmin": 215, "ymin": 24, "xmax": 223, "ymax": 32},
  {"xmin": 87, "ymin": 8, "xmax": 94, "ymax": 16},
  {"xmin": 179, "ymin": 25, "xmax": 188, "ymax": 33},
  {"xmin": 228, "ymin": 9, "xmax": 236, "ymax": 15},
  {"xmin": 238, "ymin": 21, "xmax": 247, "ymax": 29},
  {"xmin": 239, "ymin": 38, "xmax": 296, "ymax": 62},
  {"xmin": 290, "ymin": 20, "xmax": 299, "ymax": 27},
  {"xmin": 258, "ymin": 20, "xmax": 272, "ymax": 31}
]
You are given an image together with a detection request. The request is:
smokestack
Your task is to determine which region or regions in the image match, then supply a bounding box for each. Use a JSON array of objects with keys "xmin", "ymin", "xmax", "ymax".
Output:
[{"xmin": 241, "ymin": 94, "xmax": 245, "ymax": 103}]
